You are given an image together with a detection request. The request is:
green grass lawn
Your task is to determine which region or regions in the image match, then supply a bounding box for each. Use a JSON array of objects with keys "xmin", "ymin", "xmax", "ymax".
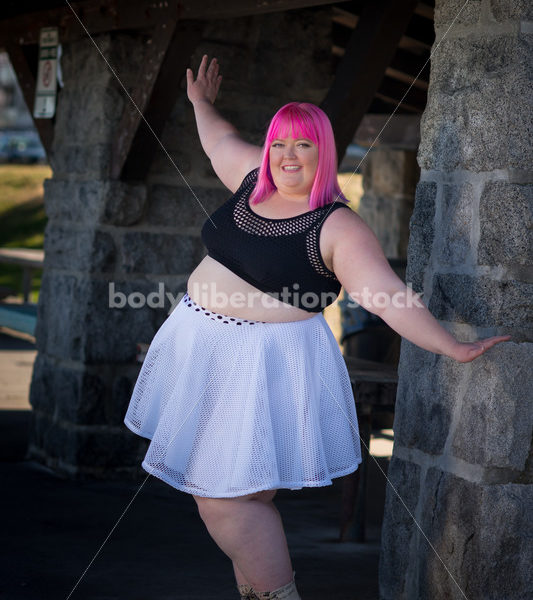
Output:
[{"xmin": 0, "ymin": 164, "xmax": 52, "ymax": 303}]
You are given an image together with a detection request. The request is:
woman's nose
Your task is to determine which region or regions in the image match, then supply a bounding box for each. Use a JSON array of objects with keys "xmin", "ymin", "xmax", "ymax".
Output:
[{"xmin": 284, "ymin": 145, "xmax": 296, "ymax": 158}]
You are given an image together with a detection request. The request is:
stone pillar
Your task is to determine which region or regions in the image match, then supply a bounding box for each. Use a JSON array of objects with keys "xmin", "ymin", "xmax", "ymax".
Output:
[
  {"xmin": 342, "ymin": 149, "xmax": 418, "ymax": 363},
  {"xmin": 379, "ymin": 2, "xmax": 532, "ymax": 599},
  {"xmin": 27, "ymin": 9, "xmax": 334, "ymax": 478},
  {"xmin": 358, "ymin": 148, "xmax": 419, "ymax": 261}
]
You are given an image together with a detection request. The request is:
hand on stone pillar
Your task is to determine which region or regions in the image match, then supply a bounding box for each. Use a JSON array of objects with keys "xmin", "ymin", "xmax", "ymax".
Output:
[
  {"xmin": 450, "ymin": 335, "xmax": 512, "ymax": 363},
  {"xmin": 186, "ymin": 54, "xmax": 222, "ymax": 105}
]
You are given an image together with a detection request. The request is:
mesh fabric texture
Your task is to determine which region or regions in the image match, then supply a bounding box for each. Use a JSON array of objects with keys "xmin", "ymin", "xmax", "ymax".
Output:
[
  {"xmin": 201, "ymin": 168, "xmax": 353, "ymax": 312},
  {"xmin": 124, "ymin": 294, "xmax": 362, "ymax": 498}
]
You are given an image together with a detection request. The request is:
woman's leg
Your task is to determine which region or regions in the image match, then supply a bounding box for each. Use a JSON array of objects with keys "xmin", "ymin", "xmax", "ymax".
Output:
[
  {"xmin": 193, "ymin": 490, "xmax": 294, "ymax": 591},
  {"xmin": 233, "ymin": 560, "xmax": 251, "ymax": 587}
]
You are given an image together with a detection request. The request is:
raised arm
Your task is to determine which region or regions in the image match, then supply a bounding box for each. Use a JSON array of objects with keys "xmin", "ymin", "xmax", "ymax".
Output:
[
  {"xmin": 186, "ymin": 55, "xmax": 262, "ymax": 192},
  {"xmin": 330, "ymin": 210, "xmax": 511, "ymax": 363}
]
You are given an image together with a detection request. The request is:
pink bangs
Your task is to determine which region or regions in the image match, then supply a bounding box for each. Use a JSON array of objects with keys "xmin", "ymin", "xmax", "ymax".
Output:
[{"xmin": 249, "ymin": 102, "xmax": 348, "ymax": 210}]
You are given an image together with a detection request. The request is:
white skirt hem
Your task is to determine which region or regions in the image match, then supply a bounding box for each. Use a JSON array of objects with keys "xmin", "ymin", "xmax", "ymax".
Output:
[
  {"xmin": 125, "ymin": 416, "xmax": 362, "ymax": 498},
  {"xmin": 140, "ymin": 457, "xmax": 363, "ymax": 498}
]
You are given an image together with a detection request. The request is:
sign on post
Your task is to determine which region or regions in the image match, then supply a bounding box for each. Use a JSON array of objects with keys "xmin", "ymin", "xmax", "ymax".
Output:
[{"xmin": 33, "ymin": 27, "xmax": 58, "ymax": 118}]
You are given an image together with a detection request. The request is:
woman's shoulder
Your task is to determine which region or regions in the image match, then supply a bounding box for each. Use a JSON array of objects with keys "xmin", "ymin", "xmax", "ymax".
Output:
[
  {"xmin": 233, "ymin": 166, "xmax": 260, "ymax": 196},
  {"xmin": 320, "ymin": 201, "xmax": 368, "ymax": 237}
]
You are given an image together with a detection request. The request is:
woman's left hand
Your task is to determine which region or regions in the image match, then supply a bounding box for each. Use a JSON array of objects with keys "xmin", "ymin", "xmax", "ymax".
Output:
[{"xmin": 450, "ymin": 335, "xmax": 512, "ymax": 363}]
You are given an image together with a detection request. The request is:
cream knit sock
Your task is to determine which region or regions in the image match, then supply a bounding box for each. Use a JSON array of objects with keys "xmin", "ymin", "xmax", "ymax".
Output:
[
  {"xmin": 237, "ymin": 583, "xmax": 258, "ymax": 599},
  {"xmin": 253, "ymin": 571, "xmax": 301, "ymax": 600}
]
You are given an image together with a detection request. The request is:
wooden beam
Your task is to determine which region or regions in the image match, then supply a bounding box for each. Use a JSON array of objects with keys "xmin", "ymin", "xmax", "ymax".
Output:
[
  {"xmin": 110, "ymin": 8, "xmax": 179, "ymax": 180},
  {"xmin": 414, "ymin": 2, "xmax": 435, "ymax": 22},
  {"xmin": 320, "ymin": 0, "xmax": 420, "ymax": 163},
  {"xmin": 117, "ymin": 19, "xmax": 205, "ymax": 181},
  {"xmin": 373, "ymin": 92, "xmax": 421, "ymax": 114},
  {"xmin": 377, "ymin": 75, "xmax": 427, "ymax": 108},
  {"xmin": 177, "ymin": 0, "xmax": 351, "ymax": 19},
  {"xmin": 1, "ymin": 37, "xmax": 55, "ymax": 157},
  {"xmin": 0, "ymin": 0, "xmax": 351, "ymax": 46},
  {"xmin": 332, "ymin": 45, "xmax": 430, "ymax": 91}
]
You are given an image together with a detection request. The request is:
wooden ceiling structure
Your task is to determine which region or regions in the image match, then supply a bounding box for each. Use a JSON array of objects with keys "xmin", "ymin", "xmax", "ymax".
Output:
[{"xmin": 0, "ymin": 0, "xmax": 434, "ymax": 180}]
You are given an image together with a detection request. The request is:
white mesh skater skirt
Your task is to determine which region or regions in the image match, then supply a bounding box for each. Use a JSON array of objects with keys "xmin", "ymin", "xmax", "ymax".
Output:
[{"xmin": 124, "ymin": 292, "xmax": 362, "ymax": 498}]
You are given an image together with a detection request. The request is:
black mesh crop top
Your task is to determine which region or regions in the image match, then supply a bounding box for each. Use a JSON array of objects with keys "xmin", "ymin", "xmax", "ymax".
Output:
[{"xmin": 200, "ymin": 167, "xmax": 352, "ymax": 312}]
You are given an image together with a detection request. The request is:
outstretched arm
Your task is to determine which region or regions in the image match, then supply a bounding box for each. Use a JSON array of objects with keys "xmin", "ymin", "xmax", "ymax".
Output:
[
  {"xmin": 186, "ymin": 55, "xmax": 262, "ymax": 192},
  {"xmin": 332, "ymin": 211, "xmax": 511, "ymax": 363}
]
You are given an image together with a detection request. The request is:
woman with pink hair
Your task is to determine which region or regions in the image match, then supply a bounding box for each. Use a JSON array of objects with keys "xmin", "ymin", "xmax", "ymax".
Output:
[{"xmin": 124, "ymin": 55, "xmax": 510, "ymax": 599}]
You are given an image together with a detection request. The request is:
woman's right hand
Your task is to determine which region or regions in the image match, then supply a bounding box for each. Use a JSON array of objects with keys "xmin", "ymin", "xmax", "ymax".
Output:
[{"xmin": 186, "ymin": 54, "xmax": 222, "ymax": 106}]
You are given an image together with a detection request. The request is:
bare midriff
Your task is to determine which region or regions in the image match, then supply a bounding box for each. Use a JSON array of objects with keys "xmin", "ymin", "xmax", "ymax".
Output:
[{"xmin": 187, "ymin": 255, "xmax": 321, "ymax": 323}]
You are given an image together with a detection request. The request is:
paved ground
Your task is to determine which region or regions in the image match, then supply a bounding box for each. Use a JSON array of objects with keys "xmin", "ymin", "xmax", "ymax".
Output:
[{"xmin": 0, "ymin": 328, "xmax": 391, "ymax": 600}]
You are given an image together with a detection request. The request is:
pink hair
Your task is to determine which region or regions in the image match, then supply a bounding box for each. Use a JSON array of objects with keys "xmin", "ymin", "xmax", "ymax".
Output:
[{"xmin": 249, "ymin": 102, "xmax": 348, "ymax": 210}]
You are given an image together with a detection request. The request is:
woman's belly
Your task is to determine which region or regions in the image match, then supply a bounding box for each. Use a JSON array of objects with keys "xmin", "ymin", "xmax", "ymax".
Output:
[{"xmin": 187, "ymin": 255, "xmax": 320, "ymax": 322}]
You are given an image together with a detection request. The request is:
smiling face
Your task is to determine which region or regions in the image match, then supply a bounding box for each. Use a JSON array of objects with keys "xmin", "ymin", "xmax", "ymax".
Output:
[{"xmin": 268, "ymin": 137, "xmax": 319, "ymax": 199}]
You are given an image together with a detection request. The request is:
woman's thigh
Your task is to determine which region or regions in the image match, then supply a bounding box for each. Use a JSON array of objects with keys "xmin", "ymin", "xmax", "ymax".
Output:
[{"xmin": 192, "ymin": 489, "xmax": 278, "ymax": 510}]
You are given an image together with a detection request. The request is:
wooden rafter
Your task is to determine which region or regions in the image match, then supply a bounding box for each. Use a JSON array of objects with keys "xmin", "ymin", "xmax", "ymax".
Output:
[
  {"xmin": 321, "ymin": 0, "xmax": 420, "ymax": 162},
  {"xmin": 0, "ymin": 0, "xmax": 351, "ymax": 46},
  {"xmin": 1, "ymin": 38, "xmax": 54, "ymax": 157},
  {"xmin": 115, "ymin": 19, "xmax": 205, "ymax": 181}
]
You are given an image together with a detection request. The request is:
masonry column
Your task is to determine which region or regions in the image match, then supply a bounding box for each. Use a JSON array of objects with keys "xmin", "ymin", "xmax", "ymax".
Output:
[
  {"xmin": 25, "ymin": 33, "xmax": 167, "ymax": 476},
  {"xmin": 358, "ymin": 148, "xmax": 418, "ymax": 261},
  {"xmin": 378, "ymin": 1, "xmax": 532, "ymax": 598}
]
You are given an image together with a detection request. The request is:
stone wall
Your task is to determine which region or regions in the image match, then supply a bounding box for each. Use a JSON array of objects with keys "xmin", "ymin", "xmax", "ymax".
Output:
[
  {"xmin": 358, "ymin": 148, "xmax": 419, "ymax": 261},
  {"xmin": 26, "ymin": 9, "xmax": 335, "ymax": 477},
  {"xmin": 379, "ymin": 1, "xmax": 533, "ymax": 599}
]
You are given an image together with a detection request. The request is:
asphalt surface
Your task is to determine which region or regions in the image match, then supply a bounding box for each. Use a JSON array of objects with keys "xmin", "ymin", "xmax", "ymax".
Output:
[{"xmin": 0, "ymin": 329, "xmax": 389, "ymax": 600}]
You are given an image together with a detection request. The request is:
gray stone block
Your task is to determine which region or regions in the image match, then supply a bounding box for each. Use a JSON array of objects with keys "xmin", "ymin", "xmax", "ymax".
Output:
[
  {"xmin": 378, "ymin": 456, "xmax": 421, "ymax": 600},
  {"xmin": 144, "ymin": 184, "xmax": 228, "ymax": 228},
  {"xmin": 350, "ymin": 191, "xmax": 414, "ymax": 259},
  {"xmin": 489, "ymin": 0, "xmax": 533, "ymax": 21},
  {"xmin": 405, "ymin": 181, "xmax": 437, "ymax": 294},
  {"xmin": 53, "ymin": 85, "xmax": 124, "ymax": 146},
  {"xmin": 101, "ymin": 181, "xmax": 147, "ymax": 226},
  {"xmin": 434, "ymin": 0, "xmax": 482, "ymax": 27},
  {"xmin": 34, "ymin": 272, "xmax": 88, "ymax": 361},
  {"xmin": 109, "ymin": 374, "xmax": 135, "ymax": 426},
  {"xmin": 120, "ymin": 231, "xmax": 205, "ymax": 274},
  {"xmin": 435, "ymin": 183, "xmax": 474, "ymax": 267},
  {"xmin": 416, "ymin": 468, "xmax": 533, "ymax": 600},
  {"xmin": 428, "ymin": 273, "xmax": 533, "ymax": 330},
  {"xmin": 59, "ymin": 34, "xmax": 121, "ymax": 87},
  {"xmin": 49, "ymin": 143, "xmax": 113, "ymax": 178},
  {"xmin": 81, "ymin": 278, "xmax": 187, "ymax": 364},
  {"xmin": 361, "ymin": 149, "xmax": 419, "ymax": 197},
  {"xmin": 45, "ymin": 179, "xmax": 147, "ymax": 227},
  {"xmin": 478, "ymin": 181, "xmax": 533, "ymax": 266},
  {"xmin": 147, "ymin": 147, "xmax": 194, "ymax": 180},
  {"xmin": 67, "ymin": 428, "xmax": 142, "ymax": 468},
  {"xmin": 30, "ymin": 357, "xmax": 107, "ymax": 425},
  {"xmin": 393, "ymin": 340, "xmax": 462, "ymax": 455},
  {"xmin": 44, "ymin": 179, "xmax": 103, "ymax": 223},
  {"xmin": 451, "ymin": 341, "xmax": 533, "ymax": 472},
  {"xmin": 43, "ymin": 223, "xmax": 116, "ymax": 272},
  {"xmin": 418, "ymin": 35, "xmax": 532, "ymax": 171}
]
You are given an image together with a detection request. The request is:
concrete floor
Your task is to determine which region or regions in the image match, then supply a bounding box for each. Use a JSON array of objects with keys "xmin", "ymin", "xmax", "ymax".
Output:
[{"xmin": 0, "ymin": 328, "xmax": 391, "ymax": 600}]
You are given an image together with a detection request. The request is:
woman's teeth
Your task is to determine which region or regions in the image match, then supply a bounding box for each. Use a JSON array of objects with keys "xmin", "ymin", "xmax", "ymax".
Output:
[{"xmin": 282, "ymin": 166, "xmax": 301, "ymax": 171}]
